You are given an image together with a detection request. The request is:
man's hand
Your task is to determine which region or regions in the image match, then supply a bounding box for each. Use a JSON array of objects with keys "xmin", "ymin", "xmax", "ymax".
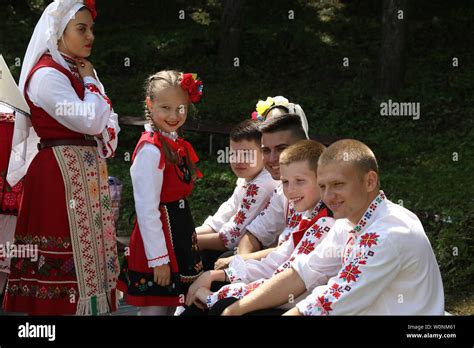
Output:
[
  {"xmin": 153, "ymin": 263, "xmax": 171, "ymax": 287},
  {"xmin": 186, "ymin": 270, "xmax": 224, "ymax": 306},
  {"xmin": 193, "ymin": 287, "xmax": 212, "ymax": 310},
  {"xmin": 214, "ymin": 256, "xmax": 233, "ymax": 270}
]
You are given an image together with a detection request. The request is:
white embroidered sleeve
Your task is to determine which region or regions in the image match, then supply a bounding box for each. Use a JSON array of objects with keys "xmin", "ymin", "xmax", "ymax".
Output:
[
  {"xmin": 244, "ymin": 186, "xmax": 287, "ymax": 247},
  {"xmin": 291, "ymin": 219, "xmax": 348, "ymax": 291},
  {"xmin": 27, "ymin": 69, "xmax": 114, "ymax": 136},
  {"xmin": 296, "ymin": 232, "xmax": 400, "ymax": 316},
  {"xmin": 224, "ymin": 238, "xmax": 294, "ymax": 283},
  {"xmin": 82, "ymin": 74, "xmax": 120, "ymax": 158},
  {"xmin": 130, "ymin": 143, "xmax": 170, "ymax": 268},
  {"xmin": 218, "ymin": 183, "xmax": 274, "ymax": 249},
  {"xmin": 206, "ymin": 278, "xmax": 267, "ymax": 309}
]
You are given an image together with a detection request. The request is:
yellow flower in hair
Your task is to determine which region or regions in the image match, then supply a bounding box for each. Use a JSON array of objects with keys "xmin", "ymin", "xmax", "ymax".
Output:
[{"xmin": 256, "ymin": 97, "xmax": 275, "ymax": 116}]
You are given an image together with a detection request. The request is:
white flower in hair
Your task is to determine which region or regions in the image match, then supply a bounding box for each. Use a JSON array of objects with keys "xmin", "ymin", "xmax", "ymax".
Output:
[{"xmin": 272, "ymin": 96, "xmax": 289, "ymax": 107}]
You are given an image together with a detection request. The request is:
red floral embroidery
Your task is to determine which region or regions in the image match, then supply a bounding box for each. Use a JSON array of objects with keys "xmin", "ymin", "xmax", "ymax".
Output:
[
  {"xmin": 246, "ymin": 184, "xmax": 259, "ymax": 197},
  {"xmin": 107, "ymin": 126, "xmax": 116, "ymax": 141},
  {"xmin": 287, "ymin": 211, "xmax": 302, "ymax": 229},
  {"xmin": 329, "ymin": 283, "xmax": 343, "ymax": 299},
  {"xmin": 245, "ymin": 281, "xmax": 262, "ymax": 294},
  {"xmin": 85, "ymin": 83, "xmax": 100, "ymax": 94},
  {"xmin": 229, "ymin": 227, "xmax": 241, "ymax": 239},
  {"xmin": 85, "ymin": 83, "xmax": 113, "ymax": 109},
  {"xmin": 359, "ymin": 232, "xmax": 379, "ymax": 248},
  {"xmin": 233, "ymin": 210, "xmax": 246, "ymax": 225},
  {"xmin": 218, "ymin": 286, "xmax": 231, "ymax": 300},
  {"xmin": 241, "ymin": 198, "xmax": 252, "ymax": 210},
  {"xmin": 339, "ymin": 264, "xmax": 361, "ymax": 283},
  {"xmin": 317, "ymin": 295, "xmax": 333, "ymax": 312},
  {"xmin": 219, "ymin": 232, "xmax": 229, "ymax": 246},
  {"xmin": 297, "ymin": 240, "xmax": 315, "ymax": 255}
]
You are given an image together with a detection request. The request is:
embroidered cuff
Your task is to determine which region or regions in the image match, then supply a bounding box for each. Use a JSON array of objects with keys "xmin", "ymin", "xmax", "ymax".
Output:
[
  {"xmin": 296, "ymin": 296, "xmax": 325, "ymax": 316},
  {"xmin": 95, "ymin": 126, "xmax": 117, "ymax": 159},
  {"xmin": 219, "ymin": 227, "xmax": 244, "ymax": 250},
  {"xmin": 206, "ymin": 291, "xmax": 220, "ymax": 309},
  {"xmin": 147, "ymin": 254, "xmax": 170, "ymax": 268},
  {"xmin": 206, "ymin": 283, "xmax": 246, "ymax": 309}
]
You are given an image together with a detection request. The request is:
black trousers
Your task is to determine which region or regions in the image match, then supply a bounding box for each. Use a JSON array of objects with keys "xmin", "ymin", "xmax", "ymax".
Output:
[
  {"xmin": 199, "ymin": 249, "xmax": 234, "ymax": 271},
  {"xmin": 180, "ymin": 284, "xmax": 286, "ymax": 316}
]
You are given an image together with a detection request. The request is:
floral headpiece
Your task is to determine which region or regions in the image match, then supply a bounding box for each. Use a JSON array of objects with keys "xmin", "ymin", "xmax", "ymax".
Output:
[
  {"xmin": 180, "ymin": 73, "xmax": 203, "ymax": 103},
  {"xmin": 84, "ymin": 0, "xmax": 97, "ymax": 20},
  {"xmin": 251, "ymin": 96, "xmax": 289, "ymax": 121}
]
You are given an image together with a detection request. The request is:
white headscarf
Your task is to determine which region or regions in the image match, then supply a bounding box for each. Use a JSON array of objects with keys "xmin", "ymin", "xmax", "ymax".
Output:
[
  {"xmin": 7, "ymin": 0, "xmax": 94, "ymax": 186},
  {"xmin": 287, "ymin": 102, "xmax": 309, "ymax": 139},
  {"xmin": 255, "ymin": 95, "xmax": 310, "ymax": 139}
]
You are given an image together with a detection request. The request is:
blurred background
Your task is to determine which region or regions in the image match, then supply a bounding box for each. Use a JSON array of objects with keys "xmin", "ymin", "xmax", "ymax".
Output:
[{"xmin": 1, "ymin": 0, "xmax": 472, "ymax": 314}]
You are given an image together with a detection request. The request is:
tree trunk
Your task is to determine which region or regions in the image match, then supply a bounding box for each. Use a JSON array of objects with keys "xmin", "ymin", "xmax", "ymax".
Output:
[
  {"xmin": 377, "ymin": 0, "xmax": 408, "ymax": 97},
  {"xmin": 218, "ymin": 0, "xmax": 244, "ymax": 70}
]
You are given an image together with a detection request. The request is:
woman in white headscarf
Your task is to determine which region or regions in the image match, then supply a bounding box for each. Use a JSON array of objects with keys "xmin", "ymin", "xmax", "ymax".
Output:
[{"xmin": 3, "ymin": 0, "xmax": 120, "ymax": 315}]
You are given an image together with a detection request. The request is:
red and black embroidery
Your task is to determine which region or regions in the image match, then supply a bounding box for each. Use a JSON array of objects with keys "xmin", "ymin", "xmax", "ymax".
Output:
[
  {"xmin": 219, "ymin": 182, "xmax": 264, "ymax": 248},
  {"xmin": 85, "ymin": 83, "xmax": 113, "ymax": 110},
  {"xmin": 303, "ymin": 192, "xmax": 386, "ymax": 316}
]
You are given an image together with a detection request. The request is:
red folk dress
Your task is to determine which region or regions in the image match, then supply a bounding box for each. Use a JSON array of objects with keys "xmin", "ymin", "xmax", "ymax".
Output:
[
  {"xmin": 118, "ymin": 131, "xmax": 204, "ymax": 307},
  {"xmin": 3, "ymin": 54, "xmax": 119, "ymax": 315}
]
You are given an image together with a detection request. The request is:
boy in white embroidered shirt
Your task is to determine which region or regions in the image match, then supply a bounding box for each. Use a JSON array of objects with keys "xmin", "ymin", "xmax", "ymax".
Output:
[{"xmin": 196, "ymin": 120, "xmax": 276, "ymax": 270}]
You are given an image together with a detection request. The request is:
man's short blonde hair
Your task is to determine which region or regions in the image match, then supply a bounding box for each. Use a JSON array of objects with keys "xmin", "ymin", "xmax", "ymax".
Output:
[
  {"xmin": 318, "ymin": 139, "xmax": 380, "ymax": 186},
  {"xmin": 280, "ymin": 140, "xmax": 326, "ymax": 174}
]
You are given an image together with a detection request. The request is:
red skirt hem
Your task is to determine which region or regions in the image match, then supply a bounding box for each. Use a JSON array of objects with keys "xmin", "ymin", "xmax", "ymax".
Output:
[{"xmin": 2, "ymin": 295, "xmax": 77, "ymax": 316}]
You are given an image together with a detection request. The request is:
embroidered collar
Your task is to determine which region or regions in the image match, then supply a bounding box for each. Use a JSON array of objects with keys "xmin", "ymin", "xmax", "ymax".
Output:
[
  {"xmin": 302, "ymin": 200, "xmax": 325, "ymax": 221},
  {"xmin": 44, "ymin": 51, "xmax": 81, "ymax": 81},
  {"xmin": 242, "ymin": 168, "xmax": 268, "ymax": 187},
  {"xmin": 351, "ymin": 190, "xmax": 386, "ymax": 234},
  {"xmin": 342, "ymin": 190, "xmax": 386, "ymax": 263}
]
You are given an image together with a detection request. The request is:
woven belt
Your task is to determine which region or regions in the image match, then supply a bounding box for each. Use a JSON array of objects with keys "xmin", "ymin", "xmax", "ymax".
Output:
[{"xmin": 37, "ymin": 138, "xmax": 97, "ymax": 151}]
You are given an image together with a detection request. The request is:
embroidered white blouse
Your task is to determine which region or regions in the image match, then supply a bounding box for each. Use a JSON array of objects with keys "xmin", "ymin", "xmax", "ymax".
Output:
[
  {"xmin": 27, "ymin": 66, "xmax": 119, "ymax": 158},
  {"xmin": 295, "ymin": 192, "xmax": 445, "ymax": 315},
  {"xmin": 203, "ymin": 168, "xmax": 277, "ymax": 249}
]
